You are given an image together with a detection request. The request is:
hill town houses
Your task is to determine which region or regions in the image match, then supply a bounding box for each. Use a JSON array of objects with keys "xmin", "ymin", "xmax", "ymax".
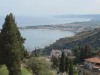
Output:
[
  {"xmin": 78, "ymin": 57, "xmax": 100, "ymax": 75},
  {"xmin": 50, "ymin": 49, "xmax": 74, "ymax": 58}
]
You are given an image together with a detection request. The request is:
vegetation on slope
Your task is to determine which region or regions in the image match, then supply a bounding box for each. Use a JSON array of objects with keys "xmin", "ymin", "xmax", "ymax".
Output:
[{"xmin": 44, "ymin": 28, "xmax": 100, "ymax": 54}]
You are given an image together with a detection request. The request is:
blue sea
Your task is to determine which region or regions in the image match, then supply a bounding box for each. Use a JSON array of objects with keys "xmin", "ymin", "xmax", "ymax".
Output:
[{"xmin": 0, "ymin": 17, "xmax": 91, "ymax": 51}]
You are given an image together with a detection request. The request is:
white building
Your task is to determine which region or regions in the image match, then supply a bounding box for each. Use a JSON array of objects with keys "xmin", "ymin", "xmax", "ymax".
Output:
[
  {"xmin": 50, "ymin": 49, "xmax": 61, "ymax": 58},
  {"xmin": 50, "ymin": 49, "xmax": 73, "ymax": 58},
  {"xmin": 63, "ymin": 49, "xmax": 73, "ymax": 56}
]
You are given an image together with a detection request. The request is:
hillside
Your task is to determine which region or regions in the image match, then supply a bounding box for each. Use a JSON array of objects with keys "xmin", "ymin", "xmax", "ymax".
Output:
[{"xmin": 44, "ymin": 28, "xmax": 100, "ymax": 54}]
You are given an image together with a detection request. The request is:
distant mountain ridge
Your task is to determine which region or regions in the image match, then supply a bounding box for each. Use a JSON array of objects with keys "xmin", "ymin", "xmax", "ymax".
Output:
[{"xmin": 55, "ymin": 14, "xmax": 100, "ymax": 20}]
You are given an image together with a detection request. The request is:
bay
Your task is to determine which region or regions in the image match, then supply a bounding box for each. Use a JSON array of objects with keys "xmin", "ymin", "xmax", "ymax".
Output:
[{"xmin": 20, "ymin": 29, "xmax": 75, "ymax": 51}]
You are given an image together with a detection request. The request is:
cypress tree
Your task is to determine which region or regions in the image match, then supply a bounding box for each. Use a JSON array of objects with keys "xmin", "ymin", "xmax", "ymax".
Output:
[
  {"xmin": 84, "ymin": 45, "xmax": 92, "ymax": 59},
  {"xmin": 73, "ymin": 46, "xmax": 81, "ymax": 64},
  {"xmin": 0, "ymin": 13, "xmax": 25, "ymax": 75},
  {"xmin": 80, "ymin": 46, "xmax": 85, "ymax": 63},
  {"xmin": 59, "ymin": 52, "xmax": 66, "ymax": 73},
  {"xmin": 79, "ymin": 45, "xmax": 93, "ymax": 63},
  {"xmin": 68, "ymin": 60, "xmax": 74, "ymax": 75},
  {"xmin": 65, "ymin": 57, "xmax": 69, "ymax": 73}
]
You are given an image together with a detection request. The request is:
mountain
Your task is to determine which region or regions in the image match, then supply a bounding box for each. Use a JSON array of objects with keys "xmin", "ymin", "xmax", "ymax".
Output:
[
  {"xmin": 55, "ymin": 14, "xmax": 100, "ymax": 20},
  {"xmin": 44, "ymin": 28, "xmax": 100, "ymax": 54}
]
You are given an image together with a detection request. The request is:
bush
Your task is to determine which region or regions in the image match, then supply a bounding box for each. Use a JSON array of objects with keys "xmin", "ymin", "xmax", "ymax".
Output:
[
  {"xmin": 0, "ymin": 65, "xmax": 9, "ymax": 75},
  {"xmin": 28, "ymin": 57, "xmax": 53, "ymax": 75}
]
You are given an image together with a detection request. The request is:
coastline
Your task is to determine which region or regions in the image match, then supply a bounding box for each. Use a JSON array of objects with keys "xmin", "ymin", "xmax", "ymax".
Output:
[
  {"xmin": 19, "ymin": 19, "xmax": 100, "ymax": 51},
  {"xmin": 19, "ymin": 19, "xmax": 99, "ymax": 34}
]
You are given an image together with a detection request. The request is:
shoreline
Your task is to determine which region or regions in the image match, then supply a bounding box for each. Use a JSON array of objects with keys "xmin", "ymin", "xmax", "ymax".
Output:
[
  {"xmin": 19, "ymin": 19, "xmax": 100, "ymax": 51},
  {"xmin": 19, "ymin": 19, "xmax": 99, "ymax": 34}
]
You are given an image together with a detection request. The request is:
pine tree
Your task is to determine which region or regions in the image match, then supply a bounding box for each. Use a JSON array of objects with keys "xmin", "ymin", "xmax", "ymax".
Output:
[
  {"xmin": 59, "ymin": 52, "xmax": 66, "ymax": 73},
  {"xmin": 65, "ymin": 57, "xmax": 69, "ymax": 73},
  {"xmin": 68, "ymin": 60, "xmax": 74, "ymax": 75},
  {"xmin": 0, "ymin": 13, "xmax": 25, "ymax": 75}
]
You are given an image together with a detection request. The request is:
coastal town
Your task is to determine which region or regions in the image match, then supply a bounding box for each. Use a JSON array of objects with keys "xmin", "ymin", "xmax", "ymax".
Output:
[{"xmin": 19, "ymin": 20, "xmax": 100, "ymax": 33}]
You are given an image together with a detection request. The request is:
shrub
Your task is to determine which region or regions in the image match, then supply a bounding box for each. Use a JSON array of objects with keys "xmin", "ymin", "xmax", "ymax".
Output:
[{"xmin": 0, "ymin": 65, "xmax": 9, "ymax": 75}]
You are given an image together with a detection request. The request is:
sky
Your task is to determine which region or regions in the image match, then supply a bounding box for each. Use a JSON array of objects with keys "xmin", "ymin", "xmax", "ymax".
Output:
[{"xmin": 0, "ymin": 0, "xmax": 100, "ymax": 17}]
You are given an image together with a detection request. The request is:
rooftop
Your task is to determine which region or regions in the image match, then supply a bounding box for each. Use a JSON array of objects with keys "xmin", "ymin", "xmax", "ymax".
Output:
[{"xmin": 85, "ymin": 57, "xmax": 100, "ymax": 63}]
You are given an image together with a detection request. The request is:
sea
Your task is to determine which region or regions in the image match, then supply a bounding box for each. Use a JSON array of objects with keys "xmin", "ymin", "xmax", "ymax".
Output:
[{"xmin": 0, "ymin": 17, "xmax": 91, "ymax": 51}]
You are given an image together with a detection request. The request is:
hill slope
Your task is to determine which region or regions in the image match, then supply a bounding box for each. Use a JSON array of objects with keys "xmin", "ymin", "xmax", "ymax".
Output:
[{"xmin": 44, "ymin": 28, "xmax": 100, "ymax": 54}]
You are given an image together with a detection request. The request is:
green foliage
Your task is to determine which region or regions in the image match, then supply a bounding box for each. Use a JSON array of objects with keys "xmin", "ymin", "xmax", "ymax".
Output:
[
  {"xmin": 51, "ymin": 56, "xmax": 60, "ymax": 69},
  {"xmin": 28, "ymin": 57, "xmax": 53, "ymax": 75},
  {"xmin": 23, "ymin": 50, "xmax": 29, "ymax": 58},
  {"xmin": 73, "ymin": 45, "xmax": 94, "ymax": 64},
  {"xmin": 59, "ymin": 52, "xmax": 66, "ymax": 73},
  {"xmin": 21, "ymin": 67, "xmax": 31, "ymax": 75},
  {"xmin": 65, "ymin": 57, "xmax": 69, "ymax": 73},
  {"xmin": 38, "ymin": 70, "xmax": 53, "ymax": 75},
  {"xmin": 83, "ymin": 45, "xmax": 93, "ymax": 58},
  {"xmin": 73, "ymin": 46, "xmax": 81, "ymax": 64},
  {"xmin": 0, "ymin": 65, "xmax": 9, "ymax": 75},
  {"xmin": 31, "ymin": 48, "xmax": 44, "ymax": 57},
  {"xmin": 0, "ymin": 13, "xmax": 25, "ymax": 75},
  {"xmin": 68, "ymin": 60, "xmax": 74, "ymax": 75}
]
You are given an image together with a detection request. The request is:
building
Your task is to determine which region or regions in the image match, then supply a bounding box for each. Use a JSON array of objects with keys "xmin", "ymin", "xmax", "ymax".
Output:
[
  {"xmin": 63, "ymin": 49, "xmax": 73, "ymax": 56},
  {"xmin": 84, "ymin": 57, "xmax": 100, "ymax": 70},
  {"xmin": 77, "ymin": 57, "xmax": 100, "ymax": 75},
  {"xmin": 50, "ymin": 49, "xmax": 62, "ymax": 58},
  {"xmin": 50, "ymin": 49, "xmax": 74, "ymax": 58}
]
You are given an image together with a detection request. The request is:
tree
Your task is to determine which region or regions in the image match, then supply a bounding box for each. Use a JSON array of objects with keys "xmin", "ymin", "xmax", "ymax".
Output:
[
  {"xmin": 51, "ymin": 56, "xmax": 60, "ymax": 69},
  {"xmin": 73, "ymin": 45, "xmax": 93, "ymax": 64},
  {"xmin": 79, "ymin": 45, "xmax": 93, "ymax": 63},
  {"xmin": 84, "ymin": 44, "xmax": 92, "ymax": 59},
  {"xmin": 23, "ymin": 50, "xmax": 29, "ymax": 58},
  {"xmin": 0, "ymin": 13, "xmax": 25, "ymax": 75},
  {"xmin": 59, "ymin": 52, "xmax": 66, "ymax": 73},
  {"xmin": 65, "ymin": 57, "xmax": 69, "ymax": 73},
  {"xmin": 79, "ymin": 46, "xmax": 85, "ymax": 63},
  {"xmin": 73, "ymin": 46, "xmax": 81, "ymax": 64},
  {"xmin": 28, "ymin": 57, "xmax": 53, "ymax": 75},
  {"xmin": 68, "ymin": 60, "xmax": 74, "ymax": 75}
]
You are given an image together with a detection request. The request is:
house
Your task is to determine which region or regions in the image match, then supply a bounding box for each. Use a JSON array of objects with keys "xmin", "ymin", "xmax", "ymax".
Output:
[
  {"xmin": 84, "ymin": 57, "xmax": 100, "ymax": 71},
  {"xmin": 50, "ymin": 49, "xmax": 62, "ymax": 58},
  {"xmin": 63, "ymin": 49, "xmax": 73, "ymax": 56},
  {"xmin": 77, "ymin": 57, "xmax": 100, "ymax": 75},
  {"xmin": 50, "ymin": 49, "xmax": 74, "ymax": 58}
]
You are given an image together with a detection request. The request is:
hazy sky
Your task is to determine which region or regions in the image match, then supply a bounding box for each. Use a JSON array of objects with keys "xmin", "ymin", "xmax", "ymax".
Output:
[{"xmin": 0, "ymin": 0, "xmax": 100, "ymax": 17}]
